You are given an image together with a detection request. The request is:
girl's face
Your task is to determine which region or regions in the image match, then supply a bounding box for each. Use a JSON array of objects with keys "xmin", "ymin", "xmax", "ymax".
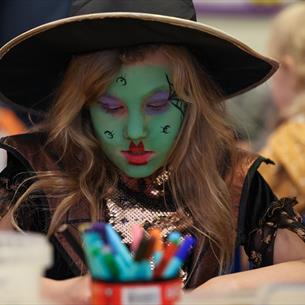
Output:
[
  {"xmin": 89, "ymin": 55, "xmax": 185, "ymax": 178},
  {"xmin": 270, "ymin": 55, "xmax": 297, "ymax": 112}
]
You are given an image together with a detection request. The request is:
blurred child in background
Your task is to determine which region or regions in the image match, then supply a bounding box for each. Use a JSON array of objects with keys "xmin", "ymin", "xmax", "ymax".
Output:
[{"xmin": 259, "ymin": 2, "xmax": 305, "ymax": 214}]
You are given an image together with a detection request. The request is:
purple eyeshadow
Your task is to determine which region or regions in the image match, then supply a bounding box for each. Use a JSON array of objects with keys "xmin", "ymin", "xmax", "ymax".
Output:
[
  {"xmin": 149, "ymin": 91, "xmax": 170, "ymax": 102},
  {"xmin": 145, "ymin": 91, "xmax": 171, "ymax": 115},
  {"xmin": 99, "ymin": 96, "xmax": 121, "ymax": 107}
]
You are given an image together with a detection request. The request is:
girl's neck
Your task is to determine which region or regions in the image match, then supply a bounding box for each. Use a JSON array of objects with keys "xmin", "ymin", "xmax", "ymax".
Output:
[{"xmin": 118, "ymin": 169, "xmax": 170, "ymax": 197}]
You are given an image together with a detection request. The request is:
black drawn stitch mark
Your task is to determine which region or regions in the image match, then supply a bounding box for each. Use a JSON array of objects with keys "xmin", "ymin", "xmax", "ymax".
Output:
[{"xmin": 165, "ymin": 74, "xmax": 186, "ymax": 117}]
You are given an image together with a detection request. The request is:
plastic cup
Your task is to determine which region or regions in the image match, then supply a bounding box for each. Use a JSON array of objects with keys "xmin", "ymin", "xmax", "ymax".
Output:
[
  {"xmin": 91, "ymin": 278, "xmax": 182, "ymax": 305},
  {"xmin": 0, "ymin": 231, "xmax": 52, "ymax": 304}
]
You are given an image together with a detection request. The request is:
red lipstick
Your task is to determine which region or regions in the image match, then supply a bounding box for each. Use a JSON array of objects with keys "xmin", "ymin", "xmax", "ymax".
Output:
[{"xmin": 121, "ymin": 141, "xmax": 154, "ymax": 165}]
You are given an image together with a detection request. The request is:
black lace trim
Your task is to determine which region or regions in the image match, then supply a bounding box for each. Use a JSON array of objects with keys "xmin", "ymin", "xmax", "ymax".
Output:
[{"xmin": 247, "ymin": 197, "xmax": 305, "ymax": 268}]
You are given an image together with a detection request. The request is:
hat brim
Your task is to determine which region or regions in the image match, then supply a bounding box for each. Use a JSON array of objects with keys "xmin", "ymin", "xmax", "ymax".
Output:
[{"xmin": 0, "ymin": 12, "xmax": 278, "ymax": 114}]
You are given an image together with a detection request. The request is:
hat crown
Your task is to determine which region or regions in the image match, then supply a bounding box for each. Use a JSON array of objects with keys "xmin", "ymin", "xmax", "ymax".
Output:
[{"xmin": 70, "ymin": 0, "xmax": 197, "ymax": 21}]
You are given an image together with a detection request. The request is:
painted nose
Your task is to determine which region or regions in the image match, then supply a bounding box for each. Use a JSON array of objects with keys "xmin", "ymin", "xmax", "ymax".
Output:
[{"xmin": 124, "ymin": 111, "xmax": 147, "ymax": 141}]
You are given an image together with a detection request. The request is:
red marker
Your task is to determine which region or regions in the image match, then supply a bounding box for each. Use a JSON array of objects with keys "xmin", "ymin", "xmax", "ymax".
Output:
[{"xmin": 153, "ymin": 242, "xmax": 178, "ymax": 278}]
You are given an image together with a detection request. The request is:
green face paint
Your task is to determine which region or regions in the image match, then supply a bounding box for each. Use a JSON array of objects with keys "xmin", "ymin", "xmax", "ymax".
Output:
[{"xmin": 89, "ymin": 64, "xmax": 185, "ymax": 178}]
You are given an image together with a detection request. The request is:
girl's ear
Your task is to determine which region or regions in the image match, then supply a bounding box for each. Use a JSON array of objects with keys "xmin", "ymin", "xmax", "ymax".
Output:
[
  {"xmin": 280, "ymin": 54, "xmax": 298, "ymax": 90},
  {"xmin": 281, "ymin": 54, "xmax": 296, "ymax": 75}
]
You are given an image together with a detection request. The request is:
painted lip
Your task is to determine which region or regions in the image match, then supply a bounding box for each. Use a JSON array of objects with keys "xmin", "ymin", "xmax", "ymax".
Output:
[{"xmin": 121, "ymin": 141, "xmax": 154, "ymax": 165}]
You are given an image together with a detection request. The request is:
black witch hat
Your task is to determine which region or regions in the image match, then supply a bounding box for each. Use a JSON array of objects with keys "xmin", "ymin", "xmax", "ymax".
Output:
[{"xmin": 0, "ymin": 0, "xmax": 278, "ymax": 114}]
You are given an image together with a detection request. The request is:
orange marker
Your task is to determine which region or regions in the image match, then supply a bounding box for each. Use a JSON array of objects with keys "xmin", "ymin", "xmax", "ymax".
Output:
[{"xmin": 149, "ymin": 228, "xmax": 163, "ymax": 265}]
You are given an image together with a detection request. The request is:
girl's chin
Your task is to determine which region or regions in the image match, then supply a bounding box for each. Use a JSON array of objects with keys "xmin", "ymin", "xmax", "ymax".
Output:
[{"xmin": 121, "ymin": 166, "xmax": 157, "ymax": 179}]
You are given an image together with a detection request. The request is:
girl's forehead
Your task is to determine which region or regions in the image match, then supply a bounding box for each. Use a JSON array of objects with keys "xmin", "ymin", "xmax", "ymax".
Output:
[
  {"xmin": 105, "ymin": 51, "xmax": 173, "ymax": 98},
  {"xmin": 122, "ymin": 51, "xmax": 169, "ymax": 73},
  {"xmin": 125, "ymin": 50, "xmax": 170, "ymax": 66},
  {"xmin": 108, "ymin": 63, "xmax": 171, "ymax": 87},
  {"xmin": 118, "ymin": 64, "xmax": 170, "ymax": 77},
  {"xmin": 107, "ymin": 64, "xmax": 171, "ymax": 99}
]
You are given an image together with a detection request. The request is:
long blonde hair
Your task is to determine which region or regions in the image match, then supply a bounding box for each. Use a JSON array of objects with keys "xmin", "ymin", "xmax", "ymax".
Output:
[
  {"xmin": 269, "ymin": 2, "xmax": 305, "ymax": 117},
  {"xmin": 269, "ymin": 2, "xmax": 305, "ymax": 89},
  {"xmin": 12, "ymin": 44, "xmax": 237, "ymax": 272}
]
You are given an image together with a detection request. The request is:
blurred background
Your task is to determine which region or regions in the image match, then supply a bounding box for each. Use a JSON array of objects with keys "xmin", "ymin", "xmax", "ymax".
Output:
[
  {"xmin": 194, "ymin": 0, "xmax": 299, "ymax": 151},
  {"xmin": 195, "ymin": 0, "xmax": 294, "ymax": 53},
  {"xmin": 195, "ymin": 0, "xmax": 305, "ymax": 214}
]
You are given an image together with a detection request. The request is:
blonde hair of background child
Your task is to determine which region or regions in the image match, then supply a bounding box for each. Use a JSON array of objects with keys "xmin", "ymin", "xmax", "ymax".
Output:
[{"xmin": 268, "ymin": 2, "xmax": 305, "ymax": 117}]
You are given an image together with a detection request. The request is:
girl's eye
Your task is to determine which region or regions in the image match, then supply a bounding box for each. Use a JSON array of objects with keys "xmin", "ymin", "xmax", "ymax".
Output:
[
  {"xmin": 98, "ymin": 96, "xmax": 125, "ymax": 114},
  {"xmin": 146, "ymin": 100, "xmax": 169, "ymax": 109},
  {"xmin": 145, "ymin": 92, "xmax": 170, "ymax": 114}
]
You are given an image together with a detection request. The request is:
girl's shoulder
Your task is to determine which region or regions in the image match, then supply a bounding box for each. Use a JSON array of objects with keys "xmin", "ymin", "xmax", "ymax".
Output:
[
  {"xmin": 0, "ymin": 131, "xmax": 48, "ymax": 157},
  {"xmin": 0, "ymin": 132, "xmax": 58, "ymax": 174},
  {"xmin": 235, "ymin": 150, "xmax": 305, "ymax": 268},
  {"xmin": 226, "ymin": 149, "xmax": 274, "ymax": 215},
  {"xmin": 0, "ymin": 132, "xmax": 51, "ymax": 231}
]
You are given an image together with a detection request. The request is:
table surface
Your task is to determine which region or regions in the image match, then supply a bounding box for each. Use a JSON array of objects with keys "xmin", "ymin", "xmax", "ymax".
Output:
[{"xmin": 178, "ymin": 284, "xmax": 305, "ymax": 305}]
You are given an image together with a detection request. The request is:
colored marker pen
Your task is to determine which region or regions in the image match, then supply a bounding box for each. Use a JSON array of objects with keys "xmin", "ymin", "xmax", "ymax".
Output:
[
  {"xmin": 104, "ymin": 224, "xmax": 133, "ymax": 267},
  {"xmin": 162, "ymin": 235, "xmax": 196, "ymax": 279},
  {"xmin": 114, "ymin": 254, "xmax": 137, "ymax": 282},
  {"xmin": 134, "ymin": 260, "xmax": 153, "ymax": 281},
  {"xmin": 91, "ymin": 223, "xmax": 107, "ymax": 243},
  {"xmin": 167, "ymin": 231, "xmax": 181, "ymax": 245},
  {"xmin": 134, "ymin": 235, "xmax": 150, "ymax": 261},
  {"xmin": 131, "ymin": 224, "xmax": 144, "ymax": 253},
  {"xmin": 101, "ymin": 246, "xmax": 120, "ymax": 280},
  {"xmin": 82, "ymin": 231, "xmax": 112, "ymax": 280},
  {"xmin": 149, "ymin": 228, "xmax": 163, "ymax": 265},
  {"xmin": 153, "ymin": 242, "xmax": 179, "ymax": 278}
]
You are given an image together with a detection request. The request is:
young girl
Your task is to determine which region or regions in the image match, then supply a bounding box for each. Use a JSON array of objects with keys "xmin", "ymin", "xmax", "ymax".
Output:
[
  {"xmin": 0, "ymin": 1, "xmax": 305, "ymax": 304},
  {"xmin": 259, "ymin": 2, "xmax": 305, "ymax": 215}
]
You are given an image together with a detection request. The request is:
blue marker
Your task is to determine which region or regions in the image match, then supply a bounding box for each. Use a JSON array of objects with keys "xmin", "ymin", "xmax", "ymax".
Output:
[
  {"xmin": 104, "ymin": 223, "xmax": 133, "ymax": 267},
  {"xmin": 134, "ymin": 260, "xmax": 153, "ymax": 281},
  {"xmin": 162, "ymin": 235, "xmax": 196, "ymax": 279},
  {"xmin": 82, "ymin": 231, "xmax": 112, "ymax": 280},
  {"xmin": 167, "ymin": 231, "xmax": 181, "ymax": 244},
  {"xmin": 114, "ymin": 254, "xmax": 137, "ymax": 282},
  {"xmin": 152, "ymin": 251, "xmax": 163, "ymax": 266}
]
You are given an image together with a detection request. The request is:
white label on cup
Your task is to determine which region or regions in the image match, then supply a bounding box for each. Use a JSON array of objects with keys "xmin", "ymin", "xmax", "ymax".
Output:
[{"xmin": 122, "ymin": 286, "xmax": 161, "ymax": 305}]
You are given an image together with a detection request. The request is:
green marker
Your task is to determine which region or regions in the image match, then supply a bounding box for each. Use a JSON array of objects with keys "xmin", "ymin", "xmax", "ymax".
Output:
[{"xmin": 101, "ymin": 246, "xmax": 120, "ymax": 280}]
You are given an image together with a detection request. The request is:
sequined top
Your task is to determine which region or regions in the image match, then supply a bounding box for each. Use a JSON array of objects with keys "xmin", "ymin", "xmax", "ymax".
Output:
[{"xmin": 105, "ymin": 172, "xmax": 191, "ymax": 245}]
